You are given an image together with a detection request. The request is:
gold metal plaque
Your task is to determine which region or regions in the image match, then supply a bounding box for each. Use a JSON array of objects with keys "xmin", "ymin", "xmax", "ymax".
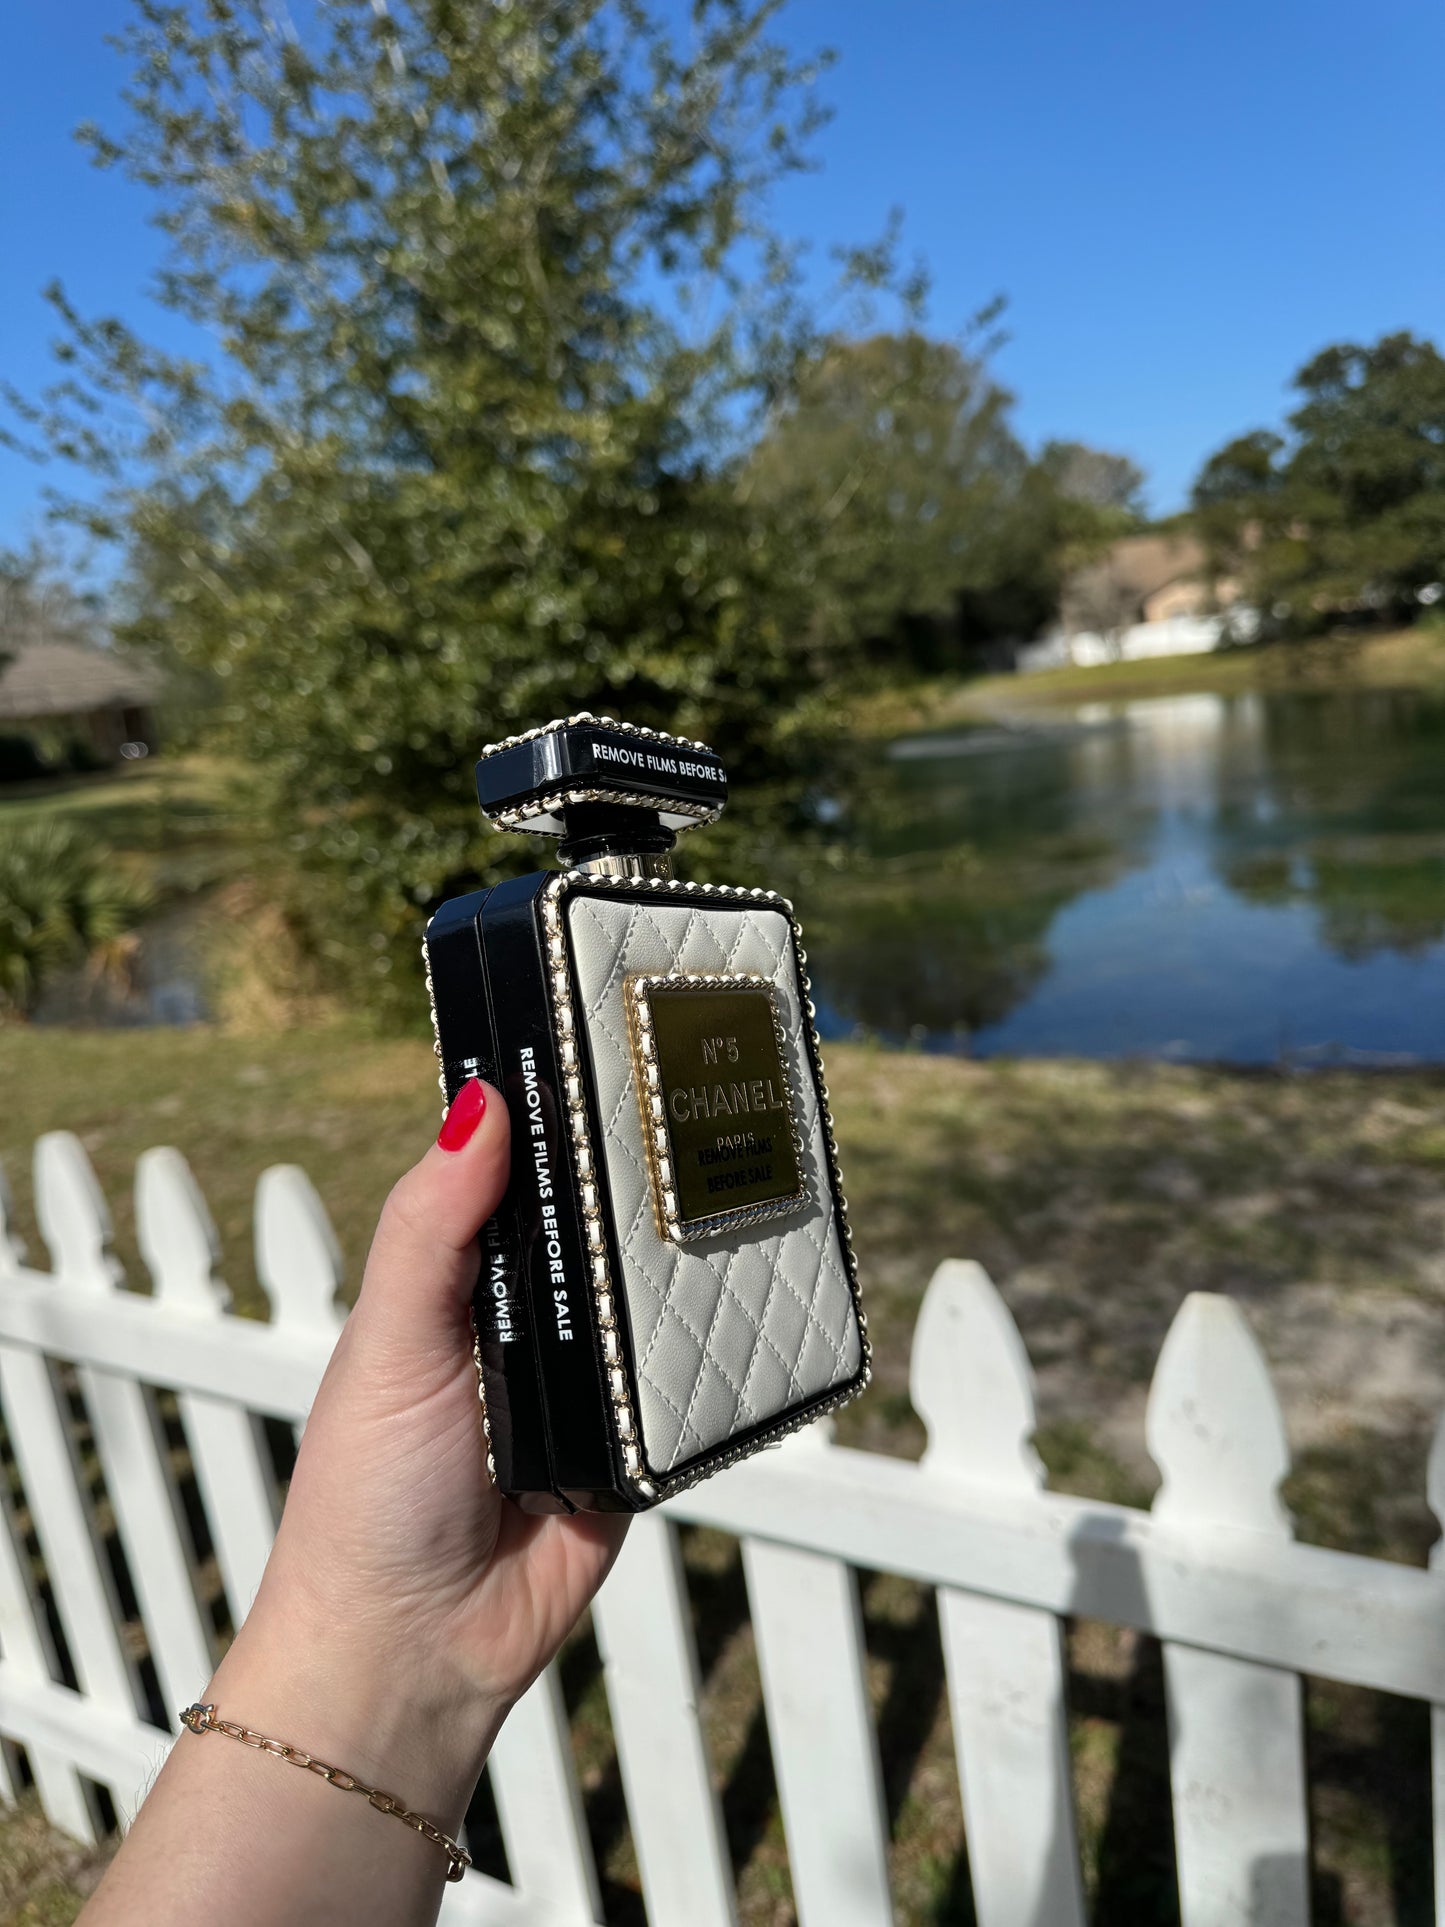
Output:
[{"xmin": 626, "ymin": 972, "xmax": 808, "ymax": 1244}]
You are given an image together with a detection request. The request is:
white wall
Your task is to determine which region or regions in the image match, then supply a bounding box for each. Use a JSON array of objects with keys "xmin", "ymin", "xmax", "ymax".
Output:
[{"xmin": 1018, "ymin": 608, "xmax": 1260, "ymax": 675}]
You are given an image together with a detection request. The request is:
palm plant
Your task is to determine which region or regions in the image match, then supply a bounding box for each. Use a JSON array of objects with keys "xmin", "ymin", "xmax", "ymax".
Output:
[{"xmin": 0, "ymin": 820, "xmax": 153, "ymax": 1016}]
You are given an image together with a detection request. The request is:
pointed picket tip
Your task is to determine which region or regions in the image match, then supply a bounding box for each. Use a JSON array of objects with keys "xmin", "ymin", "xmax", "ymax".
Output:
[
  {"xmin": 913, "ymin": 1259, "xmax": 1044, "ymax": 1491},
  {"xmin": 33, "ymin": 1132, "xmax": 121, "ymax": 1292},
  {"xmin": 136, "ymin": 1147, "xmax": 230, "ymax": 1316},
  {"xmin": 255, "ymin": 1165, "xmax": 345, "ymax": 1336},
  {"xmin": 1426, "ymin": 1408, "xmax": 1445, "ymax": 1572},
  {"xmin": 0, "ymin": 1158, "xmax": 25, "ymax": 1271},
  {"xmin": 1147, "ymin": 1291, "xmax": 1292, "ymax": 1537}
]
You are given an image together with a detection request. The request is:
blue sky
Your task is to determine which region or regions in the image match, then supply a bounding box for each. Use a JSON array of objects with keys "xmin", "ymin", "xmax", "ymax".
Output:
[{"xmin": 1, "ymin": 0, "xmax": 1441, "ymax": 552}]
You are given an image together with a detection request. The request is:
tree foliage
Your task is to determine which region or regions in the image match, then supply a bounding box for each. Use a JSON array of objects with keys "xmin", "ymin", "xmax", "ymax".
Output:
[
  {"xmin": 747, "ymin": 329, "xmax": 1137, "ymax": 670},
  {"xmin": 1038, "ymin": 440, "xmax": 1145, "ymax": 515},
  {"xmin": 1193, "ymin": 332, "xmax": 1445, "ymax": 634},
  {"xmin": 0, "ymin": 544, "xmax": 112, "ymax": 694},
  {"xmin": 10, "ymin": 0, "xmax": 916, "ymax": 1007},
  {"xmin": 0, "ymin": 820, "xmax": 152, "ymax": 1016},
  {"xmin": 748, "ymin": 326, "xmax": 1024, "ymax": 634}
]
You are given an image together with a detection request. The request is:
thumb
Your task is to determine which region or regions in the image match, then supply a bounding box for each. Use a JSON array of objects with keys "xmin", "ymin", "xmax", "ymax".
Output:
[{"xmin": 350, "ymin": 1077, "xmax": 512, "ymax": 1368}]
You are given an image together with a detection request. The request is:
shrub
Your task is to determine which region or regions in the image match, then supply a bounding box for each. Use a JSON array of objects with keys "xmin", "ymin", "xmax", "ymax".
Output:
[
  {"xmin": 0, "ymin": 735, "xmax": 52, "ymax": 784},
  {"xmin": 0, "ymin": 820, "xmax": 153, "ymax": 1016},
  {"xmin": 62, "ymin": 736, "xmax": 112, "ymax": 774}
]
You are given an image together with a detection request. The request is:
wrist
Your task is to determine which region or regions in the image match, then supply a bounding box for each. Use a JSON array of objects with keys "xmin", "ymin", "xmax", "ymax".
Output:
[{"xmin": 209, "ymin": 1597, "xmax": 505, "ymax": 1832}]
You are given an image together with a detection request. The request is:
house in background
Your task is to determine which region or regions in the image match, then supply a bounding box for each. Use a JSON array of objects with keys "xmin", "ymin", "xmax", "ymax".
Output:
[
  {"xmin": 1020, "ymin": 531, "xmax": 1254, "ymax": 672},
  {"xmin": 0, "ymin": 632, "xmax": 161, "ymax": 762}
]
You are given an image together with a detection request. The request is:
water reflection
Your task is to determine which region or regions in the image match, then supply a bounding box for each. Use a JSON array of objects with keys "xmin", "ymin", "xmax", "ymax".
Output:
[{"xmin": 803, "ymin": 687, "xmax": 1445, "ymax": 1063}]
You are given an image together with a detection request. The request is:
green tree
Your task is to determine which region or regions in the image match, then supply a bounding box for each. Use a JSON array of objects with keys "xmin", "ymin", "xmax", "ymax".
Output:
[
  {"xmin": 1038, "ymin": 439, "xmax": 1145, "ymax": 516},
  {"xmin": 748, "ymin": 331, "xmax": 1143, "ymax": 670},
  {"xmin": 0, "ymin": 820, "xmax": 152, "ymax": 1016},
  {"xmin": 0, "ymin": 543, "xmax": 109, "ymax": 680},
  {"xmin": 1193, "ymin": 332, "xmax": 1445, "ymax": 634},
  {"xmin": 9, "ymin": 0, "xmax": 905, "ymax": 1009},
  {"xmin": 748, "ymin": 326, "xmax": 1021, "ymax": 645}
]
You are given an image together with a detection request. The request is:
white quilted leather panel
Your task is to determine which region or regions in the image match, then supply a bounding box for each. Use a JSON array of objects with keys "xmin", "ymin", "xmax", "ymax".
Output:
[{"xmin": 564, "ymin": 890, "xmax": 862, "ymax": 1476}]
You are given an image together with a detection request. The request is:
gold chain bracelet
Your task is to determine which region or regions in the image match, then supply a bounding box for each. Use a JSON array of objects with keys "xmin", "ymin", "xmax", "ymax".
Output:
[{"xmin": 179, "ymin": 1703, "xmax": 471, "ymax": 1884}]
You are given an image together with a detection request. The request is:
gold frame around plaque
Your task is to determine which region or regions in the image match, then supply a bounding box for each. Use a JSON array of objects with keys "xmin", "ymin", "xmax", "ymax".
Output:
[
  {"xmin": 625, "ymin": 970, "xmax": 810, "ymax": 1245},
  {"xmin": 538, "ymin": 869, "xmax": 871, "ymax": 1503}
]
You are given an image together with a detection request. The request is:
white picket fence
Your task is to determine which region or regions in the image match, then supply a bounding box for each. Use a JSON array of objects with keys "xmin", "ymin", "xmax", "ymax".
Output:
[{"xmin": 0, "ymin": 1132, "xmax": 1443, "ymax": 1925}]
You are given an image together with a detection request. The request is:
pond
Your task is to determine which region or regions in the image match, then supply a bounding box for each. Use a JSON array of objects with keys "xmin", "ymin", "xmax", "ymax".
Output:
[{"xmin": 803, "ymin": 686, "xmax": 1445, "ymax": 1064}]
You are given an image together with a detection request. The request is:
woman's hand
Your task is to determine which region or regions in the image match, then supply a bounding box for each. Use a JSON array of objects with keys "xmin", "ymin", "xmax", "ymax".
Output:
[
  {"xmin": 85, "ymin": 1077, "xmax": 627, "ymax": 1925},
  {"xmin": 227, "ymin": 1074, "xmax": 629, "ymax": 1796}
]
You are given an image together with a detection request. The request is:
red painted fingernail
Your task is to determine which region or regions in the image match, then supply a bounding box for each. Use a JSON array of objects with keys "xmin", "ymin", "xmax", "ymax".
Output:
[{"xmin": 437, "ymin": 1078, "xmax": 487, "ymax": 1152}]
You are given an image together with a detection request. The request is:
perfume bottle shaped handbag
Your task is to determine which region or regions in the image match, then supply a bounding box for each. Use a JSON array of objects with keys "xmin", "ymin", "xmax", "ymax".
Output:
[{"xmin": 424, "ymin": 716, "xmax": 869, "ymax": 1512}]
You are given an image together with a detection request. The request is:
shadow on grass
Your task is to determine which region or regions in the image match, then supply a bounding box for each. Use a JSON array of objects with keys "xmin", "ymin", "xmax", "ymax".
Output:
[
  {"xmin": 556, "ymin": 1614, "xmax": 645, "ymax": 1927},
  {"xmin": 1305, "ymin": 1680, "xmax": 1429, "ymax": 1927},
  {"xmin": 681, "ymin": 1530, "xmax": 789, "ymax": 1901},
  {"xmin": 863, "ymin": 1572, "xmax": 946, "ymax": 1830},
  {"xmin": 1080, "ymin": 1631, "xmax": 1180, "ymax": 1927}
]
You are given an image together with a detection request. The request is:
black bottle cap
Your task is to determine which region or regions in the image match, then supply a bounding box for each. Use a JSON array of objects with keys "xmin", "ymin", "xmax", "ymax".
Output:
[{"xmin": 476, "ymin": 714, "xmax": 728, "ymax": 843}]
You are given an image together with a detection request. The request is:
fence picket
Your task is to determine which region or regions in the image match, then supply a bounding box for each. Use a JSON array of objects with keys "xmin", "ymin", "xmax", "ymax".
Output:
[
  {"xmin": 0, "ymin": 1154, "xmax": 153, "ymax": 1818},
  {"xmin": 0, "ymin": 1165, "xmax": 95, "ymax": 1839},
  {"xmin": 255, "ymin": 1165, "xmax": 346, "ymax": 1345},
  {"xmin": 913, "ymin": 1259, "xmax": 1085, "ymax": 1927},
  {"xmin": 254, "ymin": 1165, "xmax": 345, "ymax": 1500},
  {"xmin": 435, "ymin": 1870, "xmax": 560, "ymax": 1926},
  {"xmin": 487, "ymin": 1664, "xmax": 602, "ymax": 1924},
  {"xmin": 0, "ymin": 1182, "xmax": 35, "ymax": 1807},
  {"xmin": 1147, "ymin": 1292, "xmax": 1309, "ymax": 1927},
  {"xmin": 137, "ymin": 1150, "xmax": 278, "ymax": 1624},
  {"xmin": 742, "ymin": 1421, "xmax": 892, "ymax": 1927},
  {"xmin": 592, "ymin": 1513, "xmax": 736, "ymax": 1927},
  {"xmin": 34, "ymin": 1136, "xmax": 216, "ymax": 1724}
]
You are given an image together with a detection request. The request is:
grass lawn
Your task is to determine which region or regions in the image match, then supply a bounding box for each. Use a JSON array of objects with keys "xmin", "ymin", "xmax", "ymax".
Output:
[
  {"xmin": 7, "ymin": 623, "xmax": 1445, "ymax": 1912},
  {"xmin": 0, "ymin": 1029, "xmax": 1442, "ymax": 1919},
  {"xmin": 857, "ymin": 624, "xmax": 1445, "ymax": 738},
  {"xmin": 0, "ymin": 755, "xmax": 248, "ymax": 905}
]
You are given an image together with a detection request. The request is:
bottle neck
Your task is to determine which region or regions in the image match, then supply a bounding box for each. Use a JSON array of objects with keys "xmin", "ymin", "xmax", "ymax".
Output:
[
  {"xmin": 556, "ymin": 801, "xmax": 677, "ymax": 875},
  {"xmin": 572, "ymin": 850, "xmax": 674, "ymax": 880}
]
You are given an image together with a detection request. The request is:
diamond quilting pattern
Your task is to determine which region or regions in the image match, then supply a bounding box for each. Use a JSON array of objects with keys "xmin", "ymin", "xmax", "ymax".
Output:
[{"xmin": 564, "ymin": 892, "xmax": 862, "ymax": 1475}]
